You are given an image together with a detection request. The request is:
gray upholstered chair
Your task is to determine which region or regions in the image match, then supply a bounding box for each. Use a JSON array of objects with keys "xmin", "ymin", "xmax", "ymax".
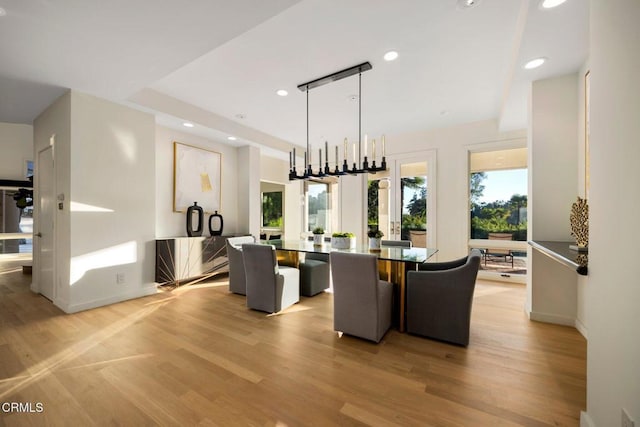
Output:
[
  {"xmin": 299, "ymin": 252, "xmax": 330, "ymax": 297},
  {"xmin": 381, "ymin": 239, "xmax": 412, "ymax": 248},
  {"xmin": 242, "ymin": 243, "xmax": 299, "ymax": 313},
  {"xmin": 330, "ymin": 252, "xmax": 393, "ymax": 343},
  {"xmin": 406, "ymin": 249, "xmax": 482, "ymax": 346},
  {"xmin": 226, "ymin": 235, "xmax": 256, "ymax": 295}
]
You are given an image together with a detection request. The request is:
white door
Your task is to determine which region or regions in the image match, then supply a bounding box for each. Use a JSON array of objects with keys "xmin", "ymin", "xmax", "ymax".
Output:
[
  {"xmin": 37, "ymin": 146, "xmax": 55, "ymax": 300},
  {"xmin": 367, "ymin": 151, "xmax": 436, "ymax": 248}
]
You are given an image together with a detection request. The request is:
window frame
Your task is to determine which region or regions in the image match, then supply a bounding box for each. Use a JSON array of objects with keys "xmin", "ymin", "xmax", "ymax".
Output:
[{"xmin": 465, "ymin": 139, "xmax": 528, "ymax": 283}]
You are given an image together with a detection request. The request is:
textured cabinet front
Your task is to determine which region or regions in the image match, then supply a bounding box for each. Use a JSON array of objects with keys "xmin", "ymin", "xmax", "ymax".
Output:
[{"xmin": 155, "ymin": 236, "xmax": 229, "ymax": 285}]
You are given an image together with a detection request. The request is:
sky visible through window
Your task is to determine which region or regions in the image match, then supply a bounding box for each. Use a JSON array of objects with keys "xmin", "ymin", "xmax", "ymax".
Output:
[
  {"xmin": 478, "ymin": 169, "xmax": 527, "ymax": 203},
  {"xmin": 308, "ymin": 184, "xmax": 325, "ymax": 198}
]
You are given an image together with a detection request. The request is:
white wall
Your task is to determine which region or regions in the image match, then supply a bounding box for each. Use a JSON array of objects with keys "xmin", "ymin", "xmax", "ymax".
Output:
[
  {"xmin": 576, "ymin": 61, "xmax": 591, "ymax": 338},
  {"xmin": 34, "ymin": 91, "xmax": 157, "ymax": 313},
  {"xmin": 585, "ymin": 1, "xmax": 640, "ymax": 426},
  {"xmin": 258, "ymin": 120, "xmax": 524, "ymax": 250},
  {"xmin": 155, "ymin": 126, "xmax": 239, "ymax": 238},
  {"xmin": 284, "ymin": 180, "xmax": 303, "ymax": 240},
  {"xmin": 260, "ymin": 155, "xmax": 288, "ymax": 184},
  {"xmin": 339, "ymin": 174, "xmax": 366, "ymax": 244},
  {"xmin": 337, "ymin": 119, "xmax": 526, "ymax": 259},
  {"xmin": 0, "ymin": 122, "xmax": 33, "ymax": 180},
  {"xmin": 67, "ymin": 91, "xmax": 156, "ymax": 312},
  {"xmin": 238, "ymin": 145, "xmax": 260, "ymax": 237},
  {"xmin": 527, "ymin": 73, "xmax": 579, "ymax": 326},
  {"xmin": 530, "ymin": 74, "xmax": 579, "ymax": 242}
]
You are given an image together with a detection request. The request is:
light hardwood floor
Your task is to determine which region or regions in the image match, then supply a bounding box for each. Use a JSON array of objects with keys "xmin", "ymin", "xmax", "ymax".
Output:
[{"xmin": 0, "ymin": 266, "xmax": 585, "ymax": 426}]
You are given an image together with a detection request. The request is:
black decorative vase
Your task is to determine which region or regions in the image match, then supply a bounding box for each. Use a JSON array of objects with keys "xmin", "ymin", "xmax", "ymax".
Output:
[
  {"xmin": 209, "ymin": 211, "xmax": 224, "ymax": 236},
  {"xmin": 186, "ymin": 202, "xmax": 204, "ymax": 237}
]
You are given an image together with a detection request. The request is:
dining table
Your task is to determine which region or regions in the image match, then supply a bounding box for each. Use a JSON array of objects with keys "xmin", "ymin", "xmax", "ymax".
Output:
[{"xmin": 266, "ymin": 239, "xmax": 438, "ymax": 332}]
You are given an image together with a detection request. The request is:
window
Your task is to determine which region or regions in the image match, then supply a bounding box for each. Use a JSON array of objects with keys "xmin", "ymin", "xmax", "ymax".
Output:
[
  {"xmin": 262, "ymin": 191, "xmax": 283, "ymax": 228},
  {"xmin": 0, "ymin": 189, "xmax": 33, "ymax": 256},
  {"xmin": 305, "ymin": 180, "xmax": 336, "ymax": 233},
  {"xmin": 469, "ymin": 148, "xmax": 527, "ymax": 277}
]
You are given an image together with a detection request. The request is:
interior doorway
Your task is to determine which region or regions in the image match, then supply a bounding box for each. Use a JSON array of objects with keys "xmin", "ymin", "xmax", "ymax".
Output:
[
  {"xmin": 468, "ymin": 146, "xmax": 528, "ymax": 283},
  {"xmin": 36, "ymin": 145, "xmax": 55, "ymax": 300}
]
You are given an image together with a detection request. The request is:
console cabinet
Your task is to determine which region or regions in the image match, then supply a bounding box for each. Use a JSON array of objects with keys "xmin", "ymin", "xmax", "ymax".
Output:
[{"xmin": 155, "ymin": 236, "xmax": 231, "ymax": 285}]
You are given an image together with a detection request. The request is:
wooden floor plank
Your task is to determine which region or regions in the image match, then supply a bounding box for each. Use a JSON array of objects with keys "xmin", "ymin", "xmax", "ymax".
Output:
[{"xmin": 0, "ymin": 270, "xmax": 586, "ymax": 426}]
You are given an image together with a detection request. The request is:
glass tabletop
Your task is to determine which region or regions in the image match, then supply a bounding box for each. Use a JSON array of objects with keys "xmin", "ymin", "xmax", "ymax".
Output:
[{"xmin": 265, "ymin": 240, "xmax": 438, "ymax": 263}]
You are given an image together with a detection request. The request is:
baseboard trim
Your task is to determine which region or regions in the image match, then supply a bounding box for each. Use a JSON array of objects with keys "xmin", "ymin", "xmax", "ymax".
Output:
[
  {"xmin": 529, "ymin": 311, "xmax": 575, "ymax": 327},
  {"xmin": 575, "ymin": 318, "xmax": 588, "ymax": 340},
  {"xmin": 63, "ymin": 286, "xmax": 158, "ymax": 314},
  {"xmin": 580, "ymin": 411, "xmax": 596, "ymax": 427}
]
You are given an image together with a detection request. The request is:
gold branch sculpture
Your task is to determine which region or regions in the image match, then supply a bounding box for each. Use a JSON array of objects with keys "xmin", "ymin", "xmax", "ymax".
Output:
[{"xmin": 570, "ymin": 197, "xmax": 589, "ymax": 250}]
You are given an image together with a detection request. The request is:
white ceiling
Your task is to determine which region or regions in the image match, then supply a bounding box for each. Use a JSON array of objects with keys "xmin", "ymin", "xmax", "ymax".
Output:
[{"xmin": 0, "ymin": 0, "xmax": 588, "ymax": 155}]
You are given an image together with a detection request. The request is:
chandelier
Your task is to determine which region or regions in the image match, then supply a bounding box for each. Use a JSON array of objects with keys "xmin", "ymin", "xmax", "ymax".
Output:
[{"xmin": 289, "ymin": 61, "xmax": 386, "ymax": 180}]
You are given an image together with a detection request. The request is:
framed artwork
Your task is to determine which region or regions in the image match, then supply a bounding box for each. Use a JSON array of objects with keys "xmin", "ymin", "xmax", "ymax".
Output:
[
  {"xmin": 584, "ymin": 70, "xmax": 590, "ymax": 199},
  {"xmin": 173, "ymin": 142, "xmax": 221, "ymax": 213}
]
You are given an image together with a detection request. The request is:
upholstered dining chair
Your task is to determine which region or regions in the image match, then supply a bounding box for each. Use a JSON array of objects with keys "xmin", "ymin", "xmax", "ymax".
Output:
[
  {"xmin": 242, "ymin": 243, "xmax": 299, "ymax": 313},
  {"xmin": 226, "ymin": 235, "xmax": 256, "ymax": 295},
  {"xmin": 406, "ymin": 249, "xmax": 482, "ymax": 346},
  {"xmin": 380, "ymin": 239, "xmax": 412, "ymax": 248},
  {"xmin": 299, "ymin": 252, "xmax": 330, "ymax": 297},
  {"xmin": 330, "ymin": 252, "xmax": 393, "ymax": 343}
]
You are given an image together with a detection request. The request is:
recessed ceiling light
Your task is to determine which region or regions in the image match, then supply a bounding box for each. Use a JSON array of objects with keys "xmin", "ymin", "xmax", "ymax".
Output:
[
  {"xmin": 227, "ymin": 136, "xmax": 237, "ymax": 141},
  {"xmin": 0, "ymin": 7, "xmax": 7, "ymax": 16},
  {"xmin": 183, "ymin": 122, "xmax": 194, "ymax": 128},
  {"xmin": 276, "ymin": 89, "xmax": 288, "ymax": 97},
  {"xmin": 541, "ymin": 0, "xmax": 567, "ymax": 9},
  {"xmin": 524, "ymin": 57, "xmax": 547, "ymax": 69},
  {"xmin": 383, "ymin": 51, "xmax": 399, "ymax": 61},
  {"xmin": 457, "ymin": 0, "xmax": 481, "ymax": 9}
]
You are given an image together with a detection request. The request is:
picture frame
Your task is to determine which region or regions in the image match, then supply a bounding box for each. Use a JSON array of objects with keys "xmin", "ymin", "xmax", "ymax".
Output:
[{"xmin": 173, "ymin": 141, "xmax": 221, "ymax": 213}]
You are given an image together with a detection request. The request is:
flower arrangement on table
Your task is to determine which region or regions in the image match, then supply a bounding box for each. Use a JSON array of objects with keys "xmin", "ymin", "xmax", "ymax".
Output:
[
  {"xmin": 312, "ymin": 227, "xmax": 325, "ymax": 245},
  {"xmin": 367, "ymin": 230, "xmax": 384, "ymax": 239},
  {"xmin": 331, "ymin": 232, "xmax": 356, "ymax": 249},
  {"xmin": 367, "ymin": 229, "xmax": 384, "ymax": 250}
]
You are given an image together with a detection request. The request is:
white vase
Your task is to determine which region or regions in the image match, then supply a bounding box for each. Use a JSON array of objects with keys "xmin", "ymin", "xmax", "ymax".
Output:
[
  {"xmin": 313, "ymin": 234, "xmax": 324, "ymax": 245},
  {"xmin": 331, "ymin": 236, "xmax": 356, "ymax": 249},
  {"xmin": 369, "ymin": 237, "xmax": 381, "ymax": 251}
]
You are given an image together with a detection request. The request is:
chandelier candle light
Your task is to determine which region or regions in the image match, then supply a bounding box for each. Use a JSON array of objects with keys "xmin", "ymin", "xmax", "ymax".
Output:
[{"xmin": 289, "ymin": 61, "xmax": 386, "ymax": 180}]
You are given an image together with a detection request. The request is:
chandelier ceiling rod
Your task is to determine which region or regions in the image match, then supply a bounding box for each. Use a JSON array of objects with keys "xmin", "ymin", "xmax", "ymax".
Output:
[
  {"xmin": 306, "ymin": 88, "xmax": 309, "ymax": 173},
  {"xmin": 297, "ymin": 62, "xmax": 372, "ymax": 92},
  {"xmin": 358, "ymin": 71, "xmax": 362, "ymax": 169}
]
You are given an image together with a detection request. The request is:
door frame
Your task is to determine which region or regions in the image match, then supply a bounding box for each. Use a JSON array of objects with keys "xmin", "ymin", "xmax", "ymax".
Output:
[
  {"xmin": 363, "ymin": 149, "xmax": 437, "ymax": 248},
  {"xmin": 33, "ymin": 144, "xmax": 56, "ymax": 300},
  {"xmin": 465, "ymin": 138, "xmax": 528, "ymax": 284}
]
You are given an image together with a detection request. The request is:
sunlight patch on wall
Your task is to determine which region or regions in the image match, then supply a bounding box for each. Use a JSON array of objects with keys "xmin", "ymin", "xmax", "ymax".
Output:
[
  {"xmin": 70, "ymin": 201, "xmax": 114, "ymax": 212},
  {"xmin": 111, "ymin": 126, "xmax": 138, "ymax": 163},
  {"xmin": 70, "ymin": 241, "xmax": 137, "ymax": 285}
]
